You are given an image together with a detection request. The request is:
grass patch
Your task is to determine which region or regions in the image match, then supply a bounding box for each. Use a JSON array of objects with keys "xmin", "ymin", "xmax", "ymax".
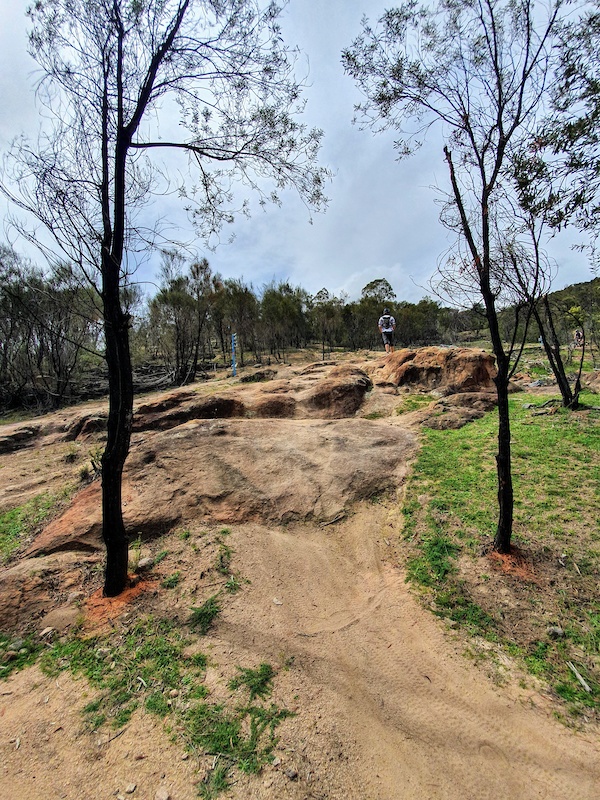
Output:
[
  {"xmin": 0, "ymin": 632, "xmax": 43, "ymax": 679},
  {"xmin": 396, "ymin": 393, "xmax": 436, "ymax": 414},
  {"xmin": 0, "ymin": 491, "xmax": 71, "ymax": 562},
  {"xmin": 189, "ymin": 595, "xmax": 221, "ymax": 635},
  {"xmin": 36, "ymin": 614, "xmax": 291, "ymax": 796},
  {"xmin": 41, "ymin": 616, "xmax": 202, "ymax": 729},
  {"xmin": 161, "ymin": 571, "xmax": 181, "ymax": 589},
  {"xmin": 402, "ymin": 393, "xmax": 600, "ymax": 719},
  {"xmin": 215, "ymin": 544, "xmax": 233, "ymax": 575},
  {"xmin": 229, "ymin": 663, "xmax": 275, "ymax": 700},
  {"xmin": 406, "ymin": 534, "xmax": 460, "ymax": 586}
]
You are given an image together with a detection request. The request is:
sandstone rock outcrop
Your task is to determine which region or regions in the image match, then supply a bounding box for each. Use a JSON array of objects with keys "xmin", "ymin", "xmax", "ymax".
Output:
[{"xmin": 368, "ymin": 347, "xmax": 496, "ymax": 395}]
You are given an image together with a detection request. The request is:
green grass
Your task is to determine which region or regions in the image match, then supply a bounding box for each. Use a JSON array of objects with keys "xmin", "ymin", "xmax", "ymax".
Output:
[
  {"xmin": 229, "ymin": 663, "xmax": 275, "ymax": 700},
  {"xmin": 189, "ymin": 595, "xmax": 222, "ymax": 635},
  {"xmin": 161, "ymin": 571, "xmax": 181, "ymax": 589},
  {"xmin": 396, "ymin": 393, "xmax": 436, "ymax": 414},
  {"xmin": 0, "ymin": 632, "xmax": 43, "ymax": 679},
  {"xmin": 402, "ymin": 392, "xmax": 600, "ymax": 717},
  {"xmin": 0, "ymin": 491, "xmax": 70, "ymax": 562},
  {"xmin": 215, "ymin": 543, "xmax": 233, "ymax": 575},
  {"xmin": 33, "ymin": 614, "xmax": 291, "ymax": 795}
]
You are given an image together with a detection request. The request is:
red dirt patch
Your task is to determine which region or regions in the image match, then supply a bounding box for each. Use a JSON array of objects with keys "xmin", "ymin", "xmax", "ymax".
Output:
[
  {"xmin": 488, "ymin": 547, "xmax": 539, "ymax": 583},
  {"xmin": 83, "ymin": 578, "xmax": 157, "ymax": 631}
]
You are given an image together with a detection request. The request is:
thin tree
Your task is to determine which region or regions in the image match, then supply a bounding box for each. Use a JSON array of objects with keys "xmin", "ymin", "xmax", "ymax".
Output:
[
  {"xmin": 343, "ymin": 0, "xmax": 563, "ymax": 552},
  {"xmin": 2, "ymin": 0, "xmax": 328, "ymax": 595}
]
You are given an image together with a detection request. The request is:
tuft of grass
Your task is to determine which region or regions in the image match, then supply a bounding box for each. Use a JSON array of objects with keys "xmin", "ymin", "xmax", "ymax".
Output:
[
  {"xmin": 154, "ymin": 549, "xmax": 169, "ymax": 565},
  {"xmin": 184, "ymin": 700, "xmax": 292, "ymax": 781},
  {"xmin": 224, "ymin": 575, "xmax": 242, "ymax": 594},
  {"xmin": 229, "ymin": 663, "xmax": 275, "ymax": 700},
  {"xmin": 215, "ymin": 543, "xmax": 233, "ymax": 575},
  {"xmin": 189, "ymin": 595, "xmax": 221, "ymax": 635},
  {"xmin": 199, "ymin": 763, "xmax": 230, "ymax": 799},
  {"xmin": 161, "ymin": 571, "xmax": 181, "ymax": 589}
]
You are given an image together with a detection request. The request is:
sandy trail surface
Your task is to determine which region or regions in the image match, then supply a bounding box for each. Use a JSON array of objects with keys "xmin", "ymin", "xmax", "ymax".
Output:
[{"xmin": 2, "ymin": 504, "xmax": 599, "ymax": 800}]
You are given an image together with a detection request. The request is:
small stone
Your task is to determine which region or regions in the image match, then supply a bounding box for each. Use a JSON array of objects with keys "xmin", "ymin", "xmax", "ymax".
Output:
[
  {"xmin": 18, "ymin": 648, "xmax": 28, "ymax": 656},
  {"xmin": 39, "ymin": 627, "xmax": 55, "ymax": 638},
  {"xmin": 284, "ymin": 767, "xmax": 298, "ymax": 781},
  {"xmin": 272, "ymin": 757, "xmax": 281, "ymax": 767},
  {"xmin": 136, "ymin": 557, "xmax": 153, "ymax": 572},
  {"xmin": 3, "ymin": 650, "xmax": 18, "ymax": 662},
  {"xmin": 547, "ymin": 626, "xmax": 565, "ymax": 639},
  {"xmin": 125, "ymin": 784, "xmax": 137, "ymax": 794},
  {"xmin": 169, "ymin": 689, "xmax": 179, "ymax": 697},
  {"xmin": 155, "ymin": 788, "xmax": 170, "ymax": 800}
]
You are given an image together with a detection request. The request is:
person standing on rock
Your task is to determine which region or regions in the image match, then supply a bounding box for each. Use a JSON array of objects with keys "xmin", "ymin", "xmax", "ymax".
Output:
[{"xmin": 378, "ymin": 308, "xmax": 396, "ymax": 354}]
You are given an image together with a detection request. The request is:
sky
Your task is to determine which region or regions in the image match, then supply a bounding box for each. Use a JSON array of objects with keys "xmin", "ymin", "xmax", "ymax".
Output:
[{"xmin": 0, "ymin": 0, "xmax": 595, "ymax": 305}]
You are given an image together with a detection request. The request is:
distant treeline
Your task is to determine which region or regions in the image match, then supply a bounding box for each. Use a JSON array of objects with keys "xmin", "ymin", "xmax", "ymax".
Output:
[{"xmin": 1, "ymin": 245, "xmax": 598, "ymax": 412}]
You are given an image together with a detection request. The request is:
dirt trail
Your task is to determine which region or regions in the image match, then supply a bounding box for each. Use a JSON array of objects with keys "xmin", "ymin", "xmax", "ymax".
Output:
[
  {"xmin": 220, "ymin": 508, "xmax": 600, "ymax": 800},
  {"xmin": 4, "ymin": 503, "xmax": 598, "ymax": 800}
]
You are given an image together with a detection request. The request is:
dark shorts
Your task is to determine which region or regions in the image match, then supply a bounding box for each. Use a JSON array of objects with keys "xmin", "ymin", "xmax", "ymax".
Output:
[{"xmin": 382, "ymin": 331, "xmax": 395, "ymax": 346}]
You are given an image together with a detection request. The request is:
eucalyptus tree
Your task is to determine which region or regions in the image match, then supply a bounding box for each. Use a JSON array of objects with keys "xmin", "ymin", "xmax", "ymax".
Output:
[
  {"xmin": 343, "ymin": 0, "xmax": 563, "ymax": 552},
  {"xmin": 0, "ymin": 246, "xmax": 100, "ymax": 410},
  {"xmin": 260, "ymin": 280, "xmax": 308, "ymax": 358},
  {"xmin": 2, "ymin": 0, "xmax": 328, "ymax": 595}
]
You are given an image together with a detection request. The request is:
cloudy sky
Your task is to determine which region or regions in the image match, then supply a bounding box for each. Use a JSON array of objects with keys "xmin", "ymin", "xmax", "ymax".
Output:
[{"xmin": 0, "ymin": 0, "xmax": 594, "ymax": 303}]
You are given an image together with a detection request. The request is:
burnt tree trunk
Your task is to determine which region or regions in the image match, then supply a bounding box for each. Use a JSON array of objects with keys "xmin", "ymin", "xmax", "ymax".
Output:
[
  {"xmin": 492, "ymin": 357, "xmax": 514, "ymax": 553},
  {"xmin": 101, "ymin": 252, "xmax": 134, "ymax": 597}
]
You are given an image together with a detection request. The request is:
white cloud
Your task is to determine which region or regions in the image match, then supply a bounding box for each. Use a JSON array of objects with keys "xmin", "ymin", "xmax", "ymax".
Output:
[{"xmin": 0, "ymin": 0, "xmax": 594, "ymax": 303}]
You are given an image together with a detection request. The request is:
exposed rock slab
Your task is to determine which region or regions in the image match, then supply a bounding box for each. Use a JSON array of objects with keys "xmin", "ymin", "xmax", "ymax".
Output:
[
  {"xmin": 368, "ymin": 347, "xmax": 496, "ymax": 394},
  {"xmin": 26, "ymin": 418, "xmax": 417, "ymax": 558}
]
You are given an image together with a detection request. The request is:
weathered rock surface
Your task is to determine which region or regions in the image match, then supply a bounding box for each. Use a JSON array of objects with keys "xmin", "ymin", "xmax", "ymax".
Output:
[
  {"xmin": 299, "ymin": 364, "xmax": 373, "ymax": 418},
  {"xmin": 368, "ymin": 347, "xmax": 496, "ymax": 394},
  {"xmin": 0, "ymin": 552, "xmax": 96, "ymax": 629},
  {"xmin": 26, "ymin": 417, "xmax": 417, "ymax": 558}
]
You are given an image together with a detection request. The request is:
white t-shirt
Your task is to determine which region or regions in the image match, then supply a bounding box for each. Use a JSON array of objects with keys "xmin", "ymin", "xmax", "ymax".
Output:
[{"xmin": 378, "ymin": 315, "xmax": 395, "ymax": 332}]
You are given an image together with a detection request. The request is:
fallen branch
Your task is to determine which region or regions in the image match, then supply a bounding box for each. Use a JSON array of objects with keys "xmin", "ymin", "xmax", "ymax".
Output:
[{"xmin": 567, "ymin": 661, "xmax": 592, "ymax": 693}]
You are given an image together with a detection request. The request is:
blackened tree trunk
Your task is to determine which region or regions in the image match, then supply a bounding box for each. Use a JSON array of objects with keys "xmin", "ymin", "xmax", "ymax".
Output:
[
  {"xmin": 101, "ymin": 282, "xmax": 133, "ymax": 596},
  {"xmin": 493, "ymin": 358, "xmax": 514, "ymax": 552}
]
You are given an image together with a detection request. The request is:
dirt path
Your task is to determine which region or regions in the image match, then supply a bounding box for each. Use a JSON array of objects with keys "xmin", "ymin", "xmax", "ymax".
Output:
[{"xmin": 3, "ymin": 503, "xmax": 599, "ymax": 800}]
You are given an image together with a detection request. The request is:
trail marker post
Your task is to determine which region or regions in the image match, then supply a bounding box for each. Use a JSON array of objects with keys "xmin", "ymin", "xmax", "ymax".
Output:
[{"xmin": 231, "ymin": 333, "xmax": 237, "ymax": 377}]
